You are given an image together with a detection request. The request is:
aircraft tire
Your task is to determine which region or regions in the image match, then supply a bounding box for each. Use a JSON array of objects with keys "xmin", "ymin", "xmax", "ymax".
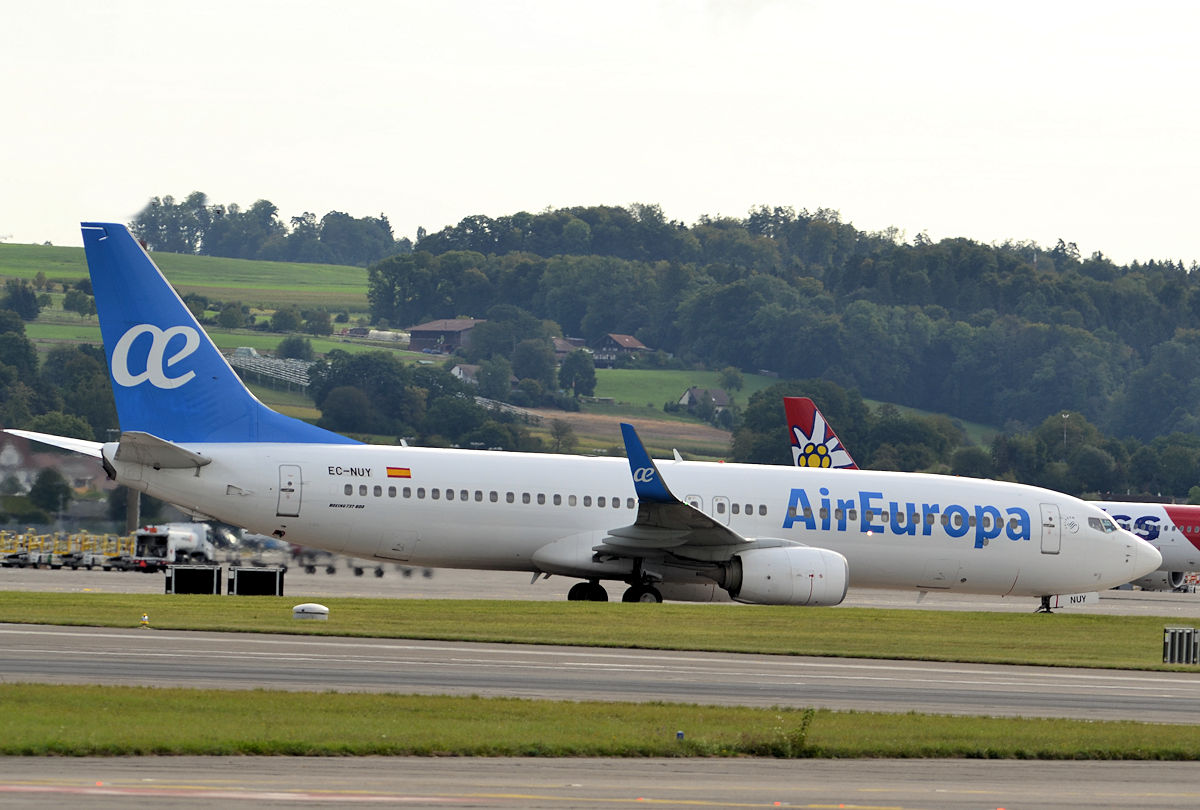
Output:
[
  {"xmin": 568, "ymin": 581, "xmax": 609, "ymax": 602},
  {"xmin": 622, "ymin": 585, "xmax": 663, "ymax": 603}
]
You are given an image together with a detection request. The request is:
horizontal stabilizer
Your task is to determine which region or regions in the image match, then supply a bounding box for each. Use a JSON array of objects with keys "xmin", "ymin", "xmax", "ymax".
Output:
[
  {"xmin": 114, "ymin": 431, "xmax": 212, "ymax": 470},
  {"xmin": 4, "ymin": 429, "xmax": 103, "ymax": 458}
]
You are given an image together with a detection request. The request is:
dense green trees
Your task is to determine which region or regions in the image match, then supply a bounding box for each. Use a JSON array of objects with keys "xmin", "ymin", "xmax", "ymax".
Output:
[
  {"xmin": 376, "ymin": 203, "xmax": 1199, "ymax": 444},
  {"xmin": 306, "ymin": 350, "xmax": 536, "ymax": 449},
  {"xmin": 28, "ymin": 468, "xmax": 71, "ymax": 514},
  {"xmin": 558, "ymin": 350, "xmax": 596, "ymax": 397},
  {"xmin": 130, "ymin": 193, "xmax": 412, "ymax": 266}
]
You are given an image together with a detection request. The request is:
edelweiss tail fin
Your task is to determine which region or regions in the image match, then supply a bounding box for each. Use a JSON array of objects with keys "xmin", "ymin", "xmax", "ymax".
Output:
[
  {"xmin": 783, "ymin": 397, "xmax": 858, "ymax": 470},
  {"xmin": 82, "ymin": 222, "xmax": 356, "ymax": 445}
]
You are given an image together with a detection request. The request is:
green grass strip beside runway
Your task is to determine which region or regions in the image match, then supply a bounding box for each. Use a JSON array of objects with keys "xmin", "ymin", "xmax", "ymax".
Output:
[
  {"xmin": 2, "ymin": 684, "xmax": 1198, "ymax": 759},
  {"xmin": 0, "ymin": 592, "xmax": 1193, "ymax": 671}
]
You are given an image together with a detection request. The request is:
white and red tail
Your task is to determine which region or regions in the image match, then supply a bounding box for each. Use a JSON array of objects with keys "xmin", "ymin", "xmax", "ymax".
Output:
[{"xmin": 783, "ymin": 397, "xmax": 858, "ymax": 470}]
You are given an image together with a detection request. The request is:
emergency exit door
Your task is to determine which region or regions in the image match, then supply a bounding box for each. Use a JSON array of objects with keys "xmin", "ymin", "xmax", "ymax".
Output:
[
  {"xmin": 277, "ymin": 465, "xmax": 302, "ymax": 517},
  {"xmin": 1040, "ymin": 503, "xmax": 1061, "ymax": 554}
]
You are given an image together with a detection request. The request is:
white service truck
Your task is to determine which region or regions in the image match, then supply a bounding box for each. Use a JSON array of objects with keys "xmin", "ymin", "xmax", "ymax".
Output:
[{"xmin": 132, "ymin": 523, "xmax": 216, "ymax": 572}]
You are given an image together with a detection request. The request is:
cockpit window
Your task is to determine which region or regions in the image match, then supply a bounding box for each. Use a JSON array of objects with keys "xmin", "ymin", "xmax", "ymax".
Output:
[{"xmin": 1088, "ymin": 516, "xmax": 1118, "ymax": 533}]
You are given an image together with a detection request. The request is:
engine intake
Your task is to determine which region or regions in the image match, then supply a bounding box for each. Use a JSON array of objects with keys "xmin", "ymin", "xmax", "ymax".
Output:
[
  {"xmin": 726, "ymin": 546, "xmax": 849, "ymax": 606},
  {"xmin": 1129, "ymin": 571, "xmax": 1186, "ymax": 591}
]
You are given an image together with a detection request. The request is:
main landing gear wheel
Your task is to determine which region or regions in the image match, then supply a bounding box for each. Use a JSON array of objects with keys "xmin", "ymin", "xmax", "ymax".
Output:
[
  {"xmin": 621, "ymin": 584, "xmax": 663, "ymax": 603},
  {"xmin": 567, "ymin": 581, "xmax": 609, "ymax": 602}
]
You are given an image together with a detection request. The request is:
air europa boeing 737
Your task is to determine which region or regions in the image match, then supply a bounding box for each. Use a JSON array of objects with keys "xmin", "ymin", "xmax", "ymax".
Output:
[{"xmin": 6, "ymin": 223, "xmax": 1161, "ymax": 606}]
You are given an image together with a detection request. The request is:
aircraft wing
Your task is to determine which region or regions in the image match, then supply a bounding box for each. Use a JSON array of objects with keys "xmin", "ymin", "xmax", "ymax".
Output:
[
  {"xmin": 598, "ymin": 423, "xmax": 749, "ymax": 553},
  {"xmin": 4, "ymin": 429, "xmax": 103, "ymax": 458}
]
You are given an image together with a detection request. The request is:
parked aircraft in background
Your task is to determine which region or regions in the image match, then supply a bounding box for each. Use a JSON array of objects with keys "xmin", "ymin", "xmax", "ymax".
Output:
[
  {"xmin": 783, "ymin": 396, "xmax": 1191, "ymax": 594},
  {"xmin": 1092, "ymin": 502, "xmax": 1200, "ymax": 591},
  {"xmin": 4, "ymin": 224, "xmax": 1161, "ymax": 606}
]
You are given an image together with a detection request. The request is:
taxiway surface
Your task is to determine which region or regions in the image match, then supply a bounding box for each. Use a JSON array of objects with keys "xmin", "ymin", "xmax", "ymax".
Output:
[{"xmin": 3, "ymin": 757, "xmax": 1200, "ymax": 809}]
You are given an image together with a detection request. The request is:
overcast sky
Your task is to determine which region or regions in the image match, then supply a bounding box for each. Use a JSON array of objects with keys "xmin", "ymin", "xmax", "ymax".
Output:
[{"xmin": 3, "ymin": 0, "xmax": 1198, "ymax": 265}]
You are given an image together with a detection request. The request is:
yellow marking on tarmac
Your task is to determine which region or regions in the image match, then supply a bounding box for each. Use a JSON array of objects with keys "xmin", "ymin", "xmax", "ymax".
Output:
[{"xmin": 466, "ymin": 796, "xmax": 906, "ymax": 808}]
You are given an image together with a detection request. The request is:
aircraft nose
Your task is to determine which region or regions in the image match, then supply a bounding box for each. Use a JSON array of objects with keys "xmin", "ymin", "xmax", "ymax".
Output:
[{"xmin": 1133, "ymin": 534, "xmax": 1162, "ymax": 578}]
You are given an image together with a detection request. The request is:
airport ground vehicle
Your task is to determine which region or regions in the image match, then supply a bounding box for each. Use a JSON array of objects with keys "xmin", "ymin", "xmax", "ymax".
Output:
[{"xmin": 132, "ymin": 523, "xmax": 216, "ymax": 572}]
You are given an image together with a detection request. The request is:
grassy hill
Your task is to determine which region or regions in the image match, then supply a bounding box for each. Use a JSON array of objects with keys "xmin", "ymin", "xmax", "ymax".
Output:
[{"xmin": 0, "ymin": 242, "xmax": 369, "ymax": 311}]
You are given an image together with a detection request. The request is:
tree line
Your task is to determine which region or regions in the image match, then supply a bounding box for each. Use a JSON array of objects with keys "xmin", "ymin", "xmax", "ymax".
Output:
[
  {"xmin": 130, "ymin": 192, "xmax": 412, "ymax": 266},
  {"xmin": 368, "ymin": 203, "xmax": 1200, "ymax": 444}
]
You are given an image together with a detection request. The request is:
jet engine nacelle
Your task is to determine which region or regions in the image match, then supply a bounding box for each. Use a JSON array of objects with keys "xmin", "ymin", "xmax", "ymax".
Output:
[
  {"xmin": 1129, "ymin": 571, "xmax": 1186, "ymax": 591},
  {"xmin": 727, "ymin": 545, "xmax": 849, "ymax": 606}
]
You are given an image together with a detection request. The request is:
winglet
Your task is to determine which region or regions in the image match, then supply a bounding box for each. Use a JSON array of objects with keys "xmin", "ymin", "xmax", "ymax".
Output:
[
  {"xmin": 783, "ymin": 397, "xmax": 858, "ymax": 469},
  {"xmin": 620, "ymin": 423, "xmax": 676, "ymax": 504}
]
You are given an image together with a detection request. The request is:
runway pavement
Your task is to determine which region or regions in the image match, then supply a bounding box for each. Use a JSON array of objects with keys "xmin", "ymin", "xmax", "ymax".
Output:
[{"xmin": 2, "ymin": 757, "xmax": 1200, "ymax": 809}]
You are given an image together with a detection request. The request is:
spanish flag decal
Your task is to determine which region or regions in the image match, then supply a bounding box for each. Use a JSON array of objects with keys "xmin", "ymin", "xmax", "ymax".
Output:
[{"xmin": 387, "ymin": 467, "xmax": 412, "ymax": 478}]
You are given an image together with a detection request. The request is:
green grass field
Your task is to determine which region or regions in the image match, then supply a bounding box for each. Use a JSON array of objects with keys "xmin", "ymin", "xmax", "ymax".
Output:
[
  {"xmin": 591, "ymin": 368, "xmax": 778, "ymax": 409},
  {"xmin": 0, "ymin": 242, "xmax": 369, "ymax": 311},
  {"xmin": 4, "ymin": 684, "xmax": 1199, "ymax": 759}
]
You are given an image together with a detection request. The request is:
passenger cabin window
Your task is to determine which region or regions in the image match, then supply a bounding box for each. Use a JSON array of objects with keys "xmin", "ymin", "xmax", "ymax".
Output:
[{"xmin": 344, "ymin": 484, "xmax": 352, "ymax": 496}]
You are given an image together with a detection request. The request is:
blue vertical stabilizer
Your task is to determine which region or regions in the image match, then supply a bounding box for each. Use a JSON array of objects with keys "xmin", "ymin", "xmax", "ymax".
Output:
[{"xmin": 82, "ymin": 222, "xmax": 357, "ymax": 444}]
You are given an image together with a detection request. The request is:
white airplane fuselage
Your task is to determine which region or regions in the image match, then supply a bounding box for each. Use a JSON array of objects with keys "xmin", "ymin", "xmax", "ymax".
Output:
[{"xmin": 105, "ymin": 440, "xmax": 1156, "ymax": 598}]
